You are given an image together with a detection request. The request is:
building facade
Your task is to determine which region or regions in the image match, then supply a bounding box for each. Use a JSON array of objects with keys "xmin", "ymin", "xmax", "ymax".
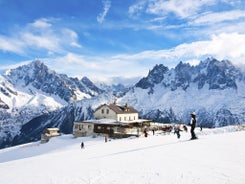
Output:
[
  {"xmin": 94, "ymin": 103, "xmax": 139, "ymax": 122},
  {"xmin": 73, "ymin": 103, "xmax": 151, "ymax": 138}
]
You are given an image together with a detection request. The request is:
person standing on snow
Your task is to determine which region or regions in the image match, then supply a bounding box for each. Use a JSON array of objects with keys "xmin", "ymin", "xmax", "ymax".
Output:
[
  {"xmin": 174, "ymin": 125, "xmax": 181, "ymax": 139},
  {"xmin": 190, "ymin": 112, "xmax": 198, "ymax": 140},
  {"xmin": 81, "ymin": 142, "xmax": 84, "ymax": 149}
]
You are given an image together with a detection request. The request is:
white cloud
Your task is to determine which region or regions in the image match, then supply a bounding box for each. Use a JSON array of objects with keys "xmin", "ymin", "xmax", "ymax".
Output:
[
  {"xmin": 32, "ymin": 18, "xmax": 52, "ymax": 28},
  {"xmin": 0, "ymin": 36, "xmax": 24, "ymax": 54},
  {"xmin": 22, "ymin": 32, "xmax": 61, "ymax": 52},
  {"xmin": 129, "ymin": 0, "xmax": 216, "ymax": 18},
  {"xmin": 128, "ymin": 1, "xmax": 147, "ymax": 18},
  {"xmin": 97, "ymin": 0, "xmax": 111, "ymax": 24},
  {"xmin": 0, "ymin": 18, "xmax": 82, "ymax": 56},
  {"xmin": 3, "ymin": 32, "xmax": 243, "ymax": 84},
  {"xmin": 111, "ymin": 32, "xmax": 245, "ymax": 67},
  {"xmin": 192, "ymin": 10, "xmax": 245, "ymax": 25},
  {"xmin": 42, "ymin": 32, "xmax": 245, "ymax": 82}
]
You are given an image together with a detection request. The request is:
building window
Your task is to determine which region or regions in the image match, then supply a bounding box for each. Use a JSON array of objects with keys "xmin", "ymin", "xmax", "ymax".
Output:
[
  {"xmin": 79, "ymin": 125, "xmax": 83, "ymax": 130},
  {"xmin": 119, "ymin": 117, "xmax": 121, "ymax": 121},
  {"xmin": 106, "ymin": 109, "xmax": 109, "ymax": 114},
  {"xmin": 124, "ymin": 117, "xmax": 126, "ymax": 121},
  {"xmin": 101, "ymin": 109, "xmax": 104, "ymax": 114},
  {"xmin": 97, "ymin": 126, "xmax": 101, "ymax": 129}
]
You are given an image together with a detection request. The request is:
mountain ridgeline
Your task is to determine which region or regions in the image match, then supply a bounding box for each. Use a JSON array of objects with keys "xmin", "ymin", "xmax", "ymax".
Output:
[
  {"xmin": 122, "ymin": 58, "xmax": 245, "ymax": 127},
  {"xmin": 4, "ymin": 60, "xmax": 104, "ymax": 102},
  {"xmin": 0, "ymin": 58, "xmax": 244, "ymax": 148},
  {"xmin": 136, "ymin": 58, "xmax": 241, "ymax": 91}
]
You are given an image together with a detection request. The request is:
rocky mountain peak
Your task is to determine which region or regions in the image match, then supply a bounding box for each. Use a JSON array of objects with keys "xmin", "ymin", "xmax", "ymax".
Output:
[
  {"xmin": 135, "ymin": 64, "xmax": 169, "ymax": 89},
  {"xmin": 136, "ymin": 58, "xmax": 242, "ymax": 91},
  {"xmin": 3, "ymin": 60, "xmax": 103, "ymax": 102},
  {"xmin": 195, "ymin": 58, "xmax": 242, "ymax": 89}
]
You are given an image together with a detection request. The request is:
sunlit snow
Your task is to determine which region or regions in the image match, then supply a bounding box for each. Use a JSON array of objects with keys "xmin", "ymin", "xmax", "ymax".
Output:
[{"xmin": 1, "ymin": 126, "xmax": 244, "ymax": 184}]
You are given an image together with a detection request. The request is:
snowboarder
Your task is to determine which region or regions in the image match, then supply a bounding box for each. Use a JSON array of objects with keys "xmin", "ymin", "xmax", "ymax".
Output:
[
  {"xmin": 190, "ymin": 112, "xmax": 198, "ymax": 140},
  {"xmin": 81, "ymin": 142, "xmax": 84, "ymax": 149}
]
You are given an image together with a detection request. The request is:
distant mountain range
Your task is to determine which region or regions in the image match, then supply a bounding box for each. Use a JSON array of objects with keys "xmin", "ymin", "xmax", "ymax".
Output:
[
  {"xmin": 120, "ymin": 58, "xmax": 245, "ymax": 127},
  {"xmin": 0, "ymin": 58, "xmax": 244, "ymax": 148}
]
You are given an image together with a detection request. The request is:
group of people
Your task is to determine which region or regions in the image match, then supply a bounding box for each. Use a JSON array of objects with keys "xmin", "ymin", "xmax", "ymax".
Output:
[
  {"xmin": 174, "ymin": 112, "xmax": 198, "ymax": 139},
  {"xmin": 80, "ymin": 112, "xmax": 199, "ymax": 149},
  {"xmin": 143, "ymin": 112, "xmax": 199, "ymax": 140}
]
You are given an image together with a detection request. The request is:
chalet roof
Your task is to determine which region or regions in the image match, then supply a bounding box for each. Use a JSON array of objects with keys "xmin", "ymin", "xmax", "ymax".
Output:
[{"xmin": 95, "ymin": 103, "xmax": 138, "ymax": 114}]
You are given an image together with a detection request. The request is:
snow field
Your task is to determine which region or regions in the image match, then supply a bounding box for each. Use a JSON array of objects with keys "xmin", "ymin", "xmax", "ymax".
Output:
[{"xmin": 0, "ymin": 127, "xmax": 245, "ymax": 184}]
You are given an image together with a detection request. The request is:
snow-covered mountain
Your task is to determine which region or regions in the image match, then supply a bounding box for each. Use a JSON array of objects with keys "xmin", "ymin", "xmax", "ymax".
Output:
[
  {"xmin": 119, "ymin": 58, "xmax": 245, "ymax": 127},
  {"xmin": 3, "ymin": 60, "xmax": 103, "ymax": 103},
  {"xmin": 1, "ymin": 58, "xmax": 245, "ymax": 149},
  {"xmin": 0, "ymin": 60, "xmax": 106, "ymax": 148}
]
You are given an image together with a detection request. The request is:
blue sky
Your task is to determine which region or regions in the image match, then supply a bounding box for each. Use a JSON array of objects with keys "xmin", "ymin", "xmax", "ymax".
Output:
[{"xmin": 0, "ymin": 0, "xmax": 245, "ymax": 83}]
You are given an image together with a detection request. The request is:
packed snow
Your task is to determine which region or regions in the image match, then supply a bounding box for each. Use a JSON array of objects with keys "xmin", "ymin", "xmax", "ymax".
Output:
[{"xmin": 0, "ymin": 126, "xmax": 245, "ymax": 184}]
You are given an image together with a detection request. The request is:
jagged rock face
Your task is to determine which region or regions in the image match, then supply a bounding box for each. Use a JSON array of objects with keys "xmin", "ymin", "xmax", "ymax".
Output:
[
  {"xmin": 4, "ymin": 60, "xmax": 104, "ymax": 102},
  {"xmin": 194, "ymin": 59, "xmax": 241, "ymax": 90},
  {"xmin": 136, "ymin": 64, "xmax": 169, "ymax": 89},
  {"xmin": 136, "ymin": 58, "xmax": 242, "ymax": 91},
  {"xmin": 122, "ymin": 58, "xmax": 245, "ymax": 128}
]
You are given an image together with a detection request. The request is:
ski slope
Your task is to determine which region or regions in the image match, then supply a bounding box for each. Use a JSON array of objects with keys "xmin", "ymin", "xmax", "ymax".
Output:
[{"xmin": 0, "ymin": 127, "xmax": 245, "ymax": 184}]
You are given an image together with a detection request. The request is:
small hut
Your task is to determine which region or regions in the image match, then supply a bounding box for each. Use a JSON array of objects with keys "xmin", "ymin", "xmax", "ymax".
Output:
[{"xmin": 41, "ymin": 128, "xmax": 60, "ymax": 143}]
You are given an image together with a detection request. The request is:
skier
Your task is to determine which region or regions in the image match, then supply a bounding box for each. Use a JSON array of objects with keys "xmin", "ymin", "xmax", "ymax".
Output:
[
  {"xmin": 152, "ymin": 129, "xmax": 155, "ymax": 135},
  {"xmin": 144, "ymin": 129, "xmax": 148, "ymax": 137},
  {"xmin": 174, "ymin": 125, "xmax": 181, "ymax": 139},
  {"xmin": 190, "ymin": 112, "xmax": 198, "ymax": 140},
  {"xmin": 81, "ymin": 141, "xmax": 84, "ymax": 149}
]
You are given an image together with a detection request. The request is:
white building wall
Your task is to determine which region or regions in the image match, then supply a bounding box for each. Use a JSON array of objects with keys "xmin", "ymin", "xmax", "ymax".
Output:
[
  {"xmin": 73, "ymin": 122, "xmax": 94, "ymax": 137},
  {"xmin": 117, "ymin": 113, "xmax": 138, "ymax": 122},
  {"xmin": 94, "ymin": 106, "xmax": 117, "ymax": 120}
]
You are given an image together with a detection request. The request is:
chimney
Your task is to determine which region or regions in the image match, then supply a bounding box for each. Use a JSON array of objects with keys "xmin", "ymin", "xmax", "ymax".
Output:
[{"xmin": 124, "ymin": 103, "xmax": 128, "ymax": 111}]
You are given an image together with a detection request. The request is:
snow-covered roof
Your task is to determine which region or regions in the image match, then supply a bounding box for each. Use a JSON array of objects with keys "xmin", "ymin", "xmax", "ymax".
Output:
[{"xmin": 46, "ymin": 128, "xmax": 59, "ymax": 131}]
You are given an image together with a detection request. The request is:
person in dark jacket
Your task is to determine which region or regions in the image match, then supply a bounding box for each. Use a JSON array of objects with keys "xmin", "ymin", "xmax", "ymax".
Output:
[
  {"xmin": 174, "ymin": 125, "xmax": 181, "ymax": 139},
  {"xmin": 190, "ymin": 112, "xmax": 198, "ymax": 140},
  {"xmin": 81, "ymin": 142, "xmax": 84, "ymax": 149}
]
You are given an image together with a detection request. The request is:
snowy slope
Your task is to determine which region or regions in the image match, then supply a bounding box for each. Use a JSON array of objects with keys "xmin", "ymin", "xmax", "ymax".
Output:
[{"xmin": 0, "ymin": 127, "xmax": 245, "ymax": 184}]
